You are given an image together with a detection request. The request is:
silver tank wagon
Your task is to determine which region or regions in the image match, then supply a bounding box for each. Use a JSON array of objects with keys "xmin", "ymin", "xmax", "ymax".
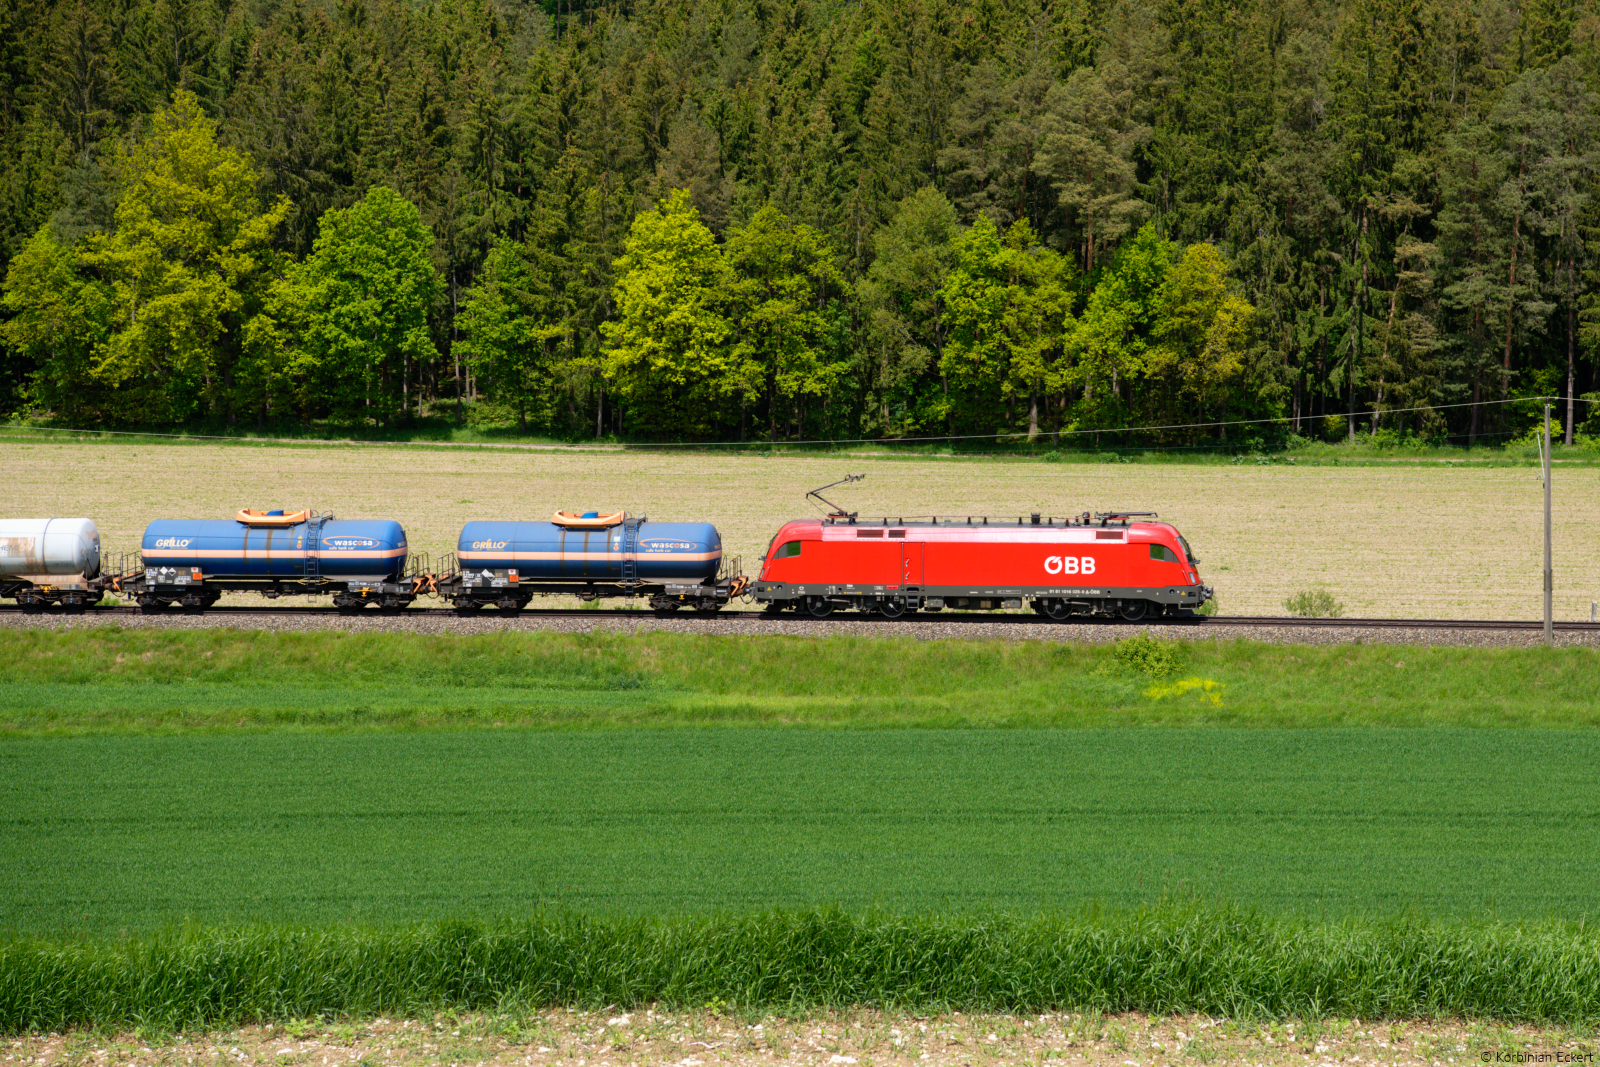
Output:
[{"xmin": 0, "ymin": 518, "xmax": 102, "ymax": 610}]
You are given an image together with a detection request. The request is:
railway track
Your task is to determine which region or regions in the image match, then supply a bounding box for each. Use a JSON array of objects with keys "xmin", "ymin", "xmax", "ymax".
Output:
[{"xmin": 3, "ymin": 602, "xmax": 1598, "ymax": 631}]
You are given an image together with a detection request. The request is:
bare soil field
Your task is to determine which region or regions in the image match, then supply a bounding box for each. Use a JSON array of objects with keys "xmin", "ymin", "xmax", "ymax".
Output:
[
  {"xmin": 5, "ymin": 441, "xmax": 1595, "ymax": 618},
  {"xmin": 5, "ymin": 1010, "xmax": 1593, "ymax": 1067}
]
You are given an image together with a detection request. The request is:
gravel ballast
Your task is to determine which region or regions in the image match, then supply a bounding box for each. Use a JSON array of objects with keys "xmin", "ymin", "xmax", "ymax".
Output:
[{"xmin": 3, "ymin": 607, "xmax": 1595, "ymax": 648}]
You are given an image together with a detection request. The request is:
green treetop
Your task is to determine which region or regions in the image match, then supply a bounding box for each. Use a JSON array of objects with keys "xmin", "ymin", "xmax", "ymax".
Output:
[
  {"xmin": 80, "ymin": 90, "xmax": 289, "ymax": 424},
  {"xmin": 602, "ymin": 189, "xmax": 733, "ymax": 438},
  {"xmin": 270, "ymin": 185, "xmax": 441, "ymax": 427}
]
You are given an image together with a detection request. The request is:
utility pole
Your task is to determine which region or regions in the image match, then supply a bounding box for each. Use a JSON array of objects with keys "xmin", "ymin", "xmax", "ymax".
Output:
[{"xmin": 1544, "ymin": 401, "xmax": 1553, "ymax": 647}]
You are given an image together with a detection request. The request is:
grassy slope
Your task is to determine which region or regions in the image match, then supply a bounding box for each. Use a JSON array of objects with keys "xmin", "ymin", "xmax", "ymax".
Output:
[
  {"xmin": 2, "ymin": 629, "xmax": 1599, "ymax": 732},
  {"xmin": 7, "ymin": 907, "xmax": 1600, "ymax": 1030},
  {"xmin": 3, "ymin": 726, "xmax": 1598, "ymax": 932}
]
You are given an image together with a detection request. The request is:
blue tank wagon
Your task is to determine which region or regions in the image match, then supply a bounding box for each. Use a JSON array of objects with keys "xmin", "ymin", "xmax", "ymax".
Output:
[
  {"xmin": 121, "ymin": 509, "xmax": 427, "ymax": 614},
  {"xmin": 440, "ymin": 510, "xmax": 746, "ymax": 614}
]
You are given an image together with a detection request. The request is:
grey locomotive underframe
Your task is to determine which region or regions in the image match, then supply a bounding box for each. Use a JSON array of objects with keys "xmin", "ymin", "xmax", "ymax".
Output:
[{"xmin": 754, "ymin": 581, "xmax": 1212, "ymax": 617}]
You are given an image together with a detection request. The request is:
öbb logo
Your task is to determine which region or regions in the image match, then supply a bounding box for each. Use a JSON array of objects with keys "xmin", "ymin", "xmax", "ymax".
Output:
[
  {"xmin": 153, "ymin": 537, "xmax": 192, "ymax": 549},
  {"xmin": 471, "ymin": 540, "xmax": 508, "ymax": 550},
  {"xmin": 1044, "ymin": 555, "xmax": 1096, "ymax": 575}
]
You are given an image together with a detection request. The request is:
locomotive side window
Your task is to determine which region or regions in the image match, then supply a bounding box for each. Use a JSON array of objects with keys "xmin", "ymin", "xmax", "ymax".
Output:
[
  {"xmin": 1149, "ymin": 544, "xmax": 1180, "ymax": 563},
  {"xmin": 774, "ymin": 541, "xmax": 802, "ymax": 558}
]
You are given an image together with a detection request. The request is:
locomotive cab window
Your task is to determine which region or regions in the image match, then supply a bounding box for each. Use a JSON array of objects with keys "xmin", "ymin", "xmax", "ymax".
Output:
[
  {"xmin": 774, "ymin": 541, "xmax": 802, "ymax": 559},
  {"xmin": 1149, "ymin": 544, "xmax": 1180, "ymax": 563}
]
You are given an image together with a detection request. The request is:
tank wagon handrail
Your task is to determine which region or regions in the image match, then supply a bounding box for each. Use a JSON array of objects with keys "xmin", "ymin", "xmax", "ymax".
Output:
[
  {"xmin": 552, "ymin": 510, "xmax": 625, "ymax": 528},
  {"xmin": 105, "ymin": 551, "xmax": 145, "ymax": 593}
]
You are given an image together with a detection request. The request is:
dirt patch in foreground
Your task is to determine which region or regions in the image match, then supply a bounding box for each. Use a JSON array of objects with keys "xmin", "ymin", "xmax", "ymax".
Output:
[{"xmin": 6, "ymin": 1010, "xmax": 1597, "ymax": 1067}]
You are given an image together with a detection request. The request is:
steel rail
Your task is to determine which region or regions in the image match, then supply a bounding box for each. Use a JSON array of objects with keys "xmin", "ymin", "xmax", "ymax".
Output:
[{"xmin": 3, "ymin": 603, "xmax": 1600, "ymax": 631}]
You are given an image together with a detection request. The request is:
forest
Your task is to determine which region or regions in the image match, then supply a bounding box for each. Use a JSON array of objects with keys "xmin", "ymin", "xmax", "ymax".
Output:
[{"xmin": 2, "ymin": 0, "xmax": 1599, "ymax": 446}]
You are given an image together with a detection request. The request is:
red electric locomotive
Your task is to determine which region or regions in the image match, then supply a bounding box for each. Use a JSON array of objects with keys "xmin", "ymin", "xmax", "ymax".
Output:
[{"xmin": 752, "ymin": 480, "xmax": 1211, "ymax": 620}]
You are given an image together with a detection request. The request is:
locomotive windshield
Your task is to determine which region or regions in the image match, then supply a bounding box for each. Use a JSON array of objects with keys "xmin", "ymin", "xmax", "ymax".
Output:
[{"xmin": 1178, "ymin": 535, "xmax": 1199, "ymax": 565}]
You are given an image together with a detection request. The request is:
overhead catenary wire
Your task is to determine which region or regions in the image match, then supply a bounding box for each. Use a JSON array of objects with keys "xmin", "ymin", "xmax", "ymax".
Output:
[{"xmin": 0, "ymin": 395, "xmax": 1578, "ymax": 452}]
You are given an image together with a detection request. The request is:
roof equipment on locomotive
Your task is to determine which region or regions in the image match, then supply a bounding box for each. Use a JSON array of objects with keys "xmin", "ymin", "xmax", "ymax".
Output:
[{"xmin": 752, "ymin": 478, "xmax": 1212, "ymax": 620}]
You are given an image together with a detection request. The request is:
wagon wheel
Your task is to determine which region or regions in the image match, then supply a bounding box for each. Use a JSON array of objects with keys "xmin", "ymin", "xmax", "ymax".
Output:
[
  {"xmin": 878, "ymin": 598, "xmax": 906, "ymax": 618},
  {"xmin": 805, "ymin": 597, "xmax": 833, "ymax": 619},
  {"xmin": 1119, "ymin": 599, "xmax": 1150, "ymax": 622},
  {"xmin": 453, "ymin": 600, "xmax": 482, "ymax": 617}
]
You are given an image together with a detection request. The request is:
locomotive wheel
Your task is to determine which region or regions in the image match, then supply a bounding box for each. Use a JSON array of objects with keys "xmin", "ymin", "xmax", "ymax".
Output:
[
  {"xmin": 1119, "ymin": 599, "xmax": 1150, "ymax": 622},
  {"xmin": 805, "ymin": 597, "xmax": 833, "ymax": 618},
  {"xmin": 878, "ymin": 598, "xmax": 906, "ymax": 618},
  {"xmin": 1043, "ymin": 598, "xmax": 1072, "ymax": 620}
]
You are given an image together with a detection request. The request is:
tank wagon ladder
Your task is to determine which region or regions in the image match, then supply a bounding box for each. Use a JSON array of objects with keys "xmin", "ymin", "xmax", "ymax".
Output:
[
  {"xmin": 302, "ymin": 512, "xmax": 329, "ymax": 586},
  {"xmin": 619, "ymin": 515, "xmax": 644, "ymax": 588}
]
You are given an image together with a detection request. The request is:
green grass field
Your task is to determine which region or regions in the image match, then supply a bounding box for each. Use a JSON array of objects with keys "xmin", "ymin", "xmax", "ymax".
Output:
[
  {"xmin": 4, "ymin": 726, "xmax": 1597, "ymax": 934},
  {"xmin": 4, "ymin": 629, "xmax": 1600, "ymax": 732},
  {"xmin": 4, "ymin": 627, "xmax": 1600, "ymax": 1026}
]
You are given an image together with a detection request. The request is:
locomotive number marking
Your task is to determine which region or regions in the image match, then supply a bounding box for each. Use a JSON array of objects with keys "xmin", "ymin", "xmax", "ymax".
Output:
[{"xmin": 1044, "ymin": 555, "xmax": 1096, "ymax": 575}]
